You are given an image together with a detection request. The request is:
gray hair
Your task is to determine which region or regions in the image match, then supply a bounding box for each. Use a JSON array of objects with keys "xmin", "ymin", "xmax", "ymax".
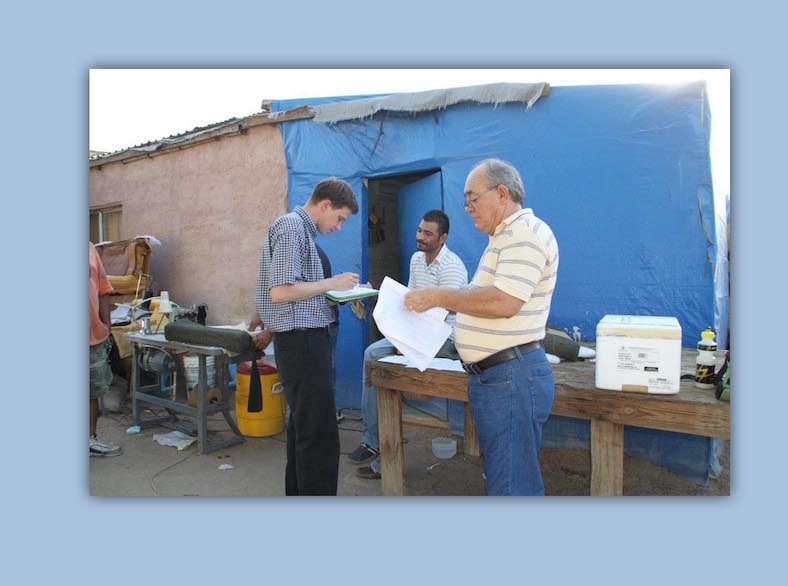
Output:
[{"xmin": 472, "ymin": 158, "xmax": 525, "ymax": 204}]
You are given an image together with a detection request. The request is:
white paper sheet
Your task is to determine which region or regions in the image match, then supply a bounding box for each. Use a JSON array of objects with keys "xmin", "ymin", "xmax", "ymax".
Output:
[
  {"xmin": 372, "ymin": 276, "xmax": 452, "ymax": 371},
  {"xmin": 153, "ymin": 430, "xmax": 197, "ymax": 451},
  {"xmin": 378, "ymin": 355, "xmax": 465, "ymax": 372}
]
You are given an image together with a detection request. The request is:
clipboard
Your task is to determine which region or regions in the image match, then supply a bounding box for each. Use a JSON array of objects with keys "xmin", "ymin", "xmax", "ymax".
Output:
[{"xmin": 325, "ymin": 285, "xmax": 379, "ymax": 303}]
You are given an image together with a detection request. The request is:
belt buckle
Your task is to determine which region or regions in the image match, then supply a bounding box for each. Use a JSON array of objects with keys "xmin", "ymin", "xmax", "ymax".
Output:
[{"xmin": 462, "ymin": 362, "xmax": 482, "ymax": 375}]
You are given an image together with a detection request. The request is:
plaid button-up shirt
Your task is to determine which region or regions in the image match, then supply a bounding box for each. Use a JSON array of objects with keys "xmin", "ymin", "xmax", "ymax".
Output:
[{"xmin": 256, "ymin": 206, "xmax": 336, "ymax": 332}]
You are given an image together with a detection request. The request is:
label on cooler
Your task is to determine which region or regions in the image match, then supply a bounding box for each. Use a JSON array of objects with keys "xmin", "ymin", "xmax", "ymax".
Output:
[
  {"xmin": 616, "ymin": 345, "xmax": 661, "ymax": 371},
  {"xmin": 615, "ymin": 345, "xmax": 674, "ymax": 391}
]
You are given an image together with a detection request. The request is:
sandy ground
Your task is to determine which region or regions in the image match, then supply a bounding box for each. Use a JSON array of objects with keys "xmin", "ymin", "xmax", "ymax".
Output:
[{"xmin": 89, "ymin": 401, "xmax": 729, "ymax": 497}]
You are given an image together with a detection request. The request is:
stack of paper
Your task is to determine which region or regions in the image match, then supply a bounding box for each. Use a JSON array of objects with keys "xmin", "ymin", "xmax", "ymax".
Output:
[
  {"xmin": 372, "ymin": 276, "xmax": 452, "ymax": 371},
  {"xmin": 379, "ymin": 355, "xmax": 464, "ymax": 372}
]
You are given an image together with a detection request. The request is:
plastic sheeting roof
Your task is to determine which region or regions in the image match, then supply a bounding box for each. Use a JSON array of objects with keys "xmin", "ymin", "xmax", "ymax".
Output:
[{"xmin": 311, "ymin": 82, "xmax": 548, "ymax": 123}]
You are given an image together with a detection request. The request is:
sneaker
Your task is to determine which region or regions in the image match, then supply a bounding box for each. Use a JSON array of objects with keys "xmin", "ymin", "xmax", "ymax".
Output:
[
  {"xmin": 347, "ymin": 443, "xmax": 379, "ymax": 464},
  {"xmin": 336, "ymin": 410, "xmax": 344, "ymax": 423},
  {"xmin": 90, "ymin": 435, "xmax": 122, "ymax": 457},
  {"xmin": 355, "ymin": 465, "xmax": 381, "ymax": 480}
]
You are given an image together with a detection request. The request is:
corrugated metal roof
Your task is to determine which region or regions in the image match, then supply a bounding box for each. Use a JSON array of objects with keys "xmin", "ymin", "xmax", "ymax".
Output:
[{"xmin": 89, "ymin": 117, "xmax": 244, "ymax": 160}]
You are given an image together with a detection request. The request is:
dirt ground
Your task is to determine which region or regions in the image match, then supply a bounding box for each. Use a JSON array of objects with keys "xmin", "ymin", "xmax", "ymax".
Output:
[
  {"xmin": 90, "ymin": 400, "xmax": 729, "ymax": 497},
  {"xmin": 364, "ymin": 412, "xmax": 730, "ymax": 497},
  {"xmin": 414, "ymin": 435, "xmax": 731, "ymax": 497}
]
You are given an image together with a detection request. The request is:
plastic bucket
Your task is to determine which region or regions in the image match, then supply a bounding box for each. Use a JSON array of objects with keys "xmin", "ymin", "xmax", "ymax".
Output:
[
  {"xmin": 182, "ymin": 355, "xmax": 215, "ymax": 390},
  {"xmin": 235, "ymin": 361, "xmax": 286, "ymax": 437}
]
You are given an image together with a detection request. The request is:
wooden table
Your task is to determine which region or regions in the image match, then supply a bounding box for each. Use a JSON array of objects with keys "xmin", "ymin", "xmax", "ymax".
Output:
[{"xmin": 368, "ymin": 349, "xmax": 729, "ymax": 496}]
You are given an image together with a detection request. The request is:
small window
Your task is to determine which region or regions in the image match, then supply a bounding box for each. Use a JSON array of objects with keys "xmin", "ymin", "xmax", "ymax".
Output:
[{"xmin": 90, "ymin": 204, "xmax": 122, "ymax": 243}]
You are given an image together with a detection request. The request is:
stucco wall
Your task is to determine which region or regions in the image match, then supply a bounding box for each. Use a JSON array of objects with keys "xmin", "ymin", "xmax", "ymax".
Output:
[{"xmin": 89, "ymin": 124, "xmax": 288, "ymax": 325}]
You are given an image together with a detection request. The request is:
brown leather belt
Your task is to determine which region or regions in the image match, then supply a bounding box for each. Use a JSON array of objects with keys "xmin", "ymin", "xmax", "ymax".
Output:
[{"xmin": 462, "ymin": 340, "xmax": 543, "ymax": 375}]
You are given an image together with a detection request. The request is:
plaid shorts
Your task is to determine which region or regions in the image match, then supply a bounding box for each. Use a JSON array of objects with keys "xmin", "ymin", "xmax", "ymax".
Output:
[{"xmin": 90, "ymin": 339, "xmax": 113, "ymax": 399}]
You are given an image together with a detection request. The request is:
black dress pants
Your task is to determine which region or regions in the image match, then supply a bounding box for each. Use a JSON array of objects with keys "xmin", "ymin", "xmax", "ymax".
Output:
[{"xmin": 274, "ymin": 327, "xmax": 339, "ymax": 495}]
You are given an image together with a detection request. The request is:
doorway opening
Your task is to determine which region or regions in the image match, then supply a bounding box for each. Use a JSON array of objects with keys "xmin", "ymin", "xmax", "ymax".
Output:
[
  {"xmin": 365, "ymin": 167, "xmax": 465, "ymax": 431},
  {"xmin": 365, "ymin": 168, "xmax": 442, "ymax": 344}
]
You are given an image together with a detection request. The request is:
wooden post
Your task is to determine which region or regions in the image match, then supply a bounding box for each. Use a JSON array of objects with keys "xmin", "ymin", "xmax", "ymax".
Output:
[
  {"xmin": 378, "ymin": 387, "xmax": 406, "ymax": 496},
  {"xmin": 464, "ymin": 404, "xmax": 480, "ymax": 457},
  {"xmin": 590, "ymin": 420, "xmax": 624, "ymax": 496}
]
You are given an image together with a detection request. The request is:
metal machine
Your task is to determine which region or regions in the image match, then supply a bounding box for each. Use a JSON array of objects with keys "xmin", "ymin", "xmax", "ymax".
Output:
[{"xmin": 114, "ymin": 293, "xmax": 208, "ymax": 395}]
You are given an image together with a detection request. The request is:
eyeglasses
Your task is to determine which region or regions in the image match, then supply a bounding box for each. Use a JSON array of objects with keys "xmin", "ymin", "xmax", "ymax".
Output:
[{"xmin": 462, "ymin": 186, "xmax": 498, "ymax": 210}]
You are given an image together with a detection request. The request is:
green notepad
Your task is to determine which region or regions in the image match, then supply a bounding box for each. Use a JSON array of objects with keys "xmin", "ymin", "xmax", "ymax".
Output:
[{"xmin": 326, "ymin": 286, "xmax": 379, "ymax": 303}]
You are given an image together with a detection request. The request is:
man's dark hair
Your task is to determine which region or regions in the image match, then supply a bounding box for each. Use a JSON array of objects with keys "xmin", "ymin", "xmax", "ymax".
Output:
[
  {"xmin": 422, "ymin": 209, "xmax": 450, "ymax": 236},
  {"xmin": 310, "ymin": 177, "xmax": 359, "ymax": 214}
]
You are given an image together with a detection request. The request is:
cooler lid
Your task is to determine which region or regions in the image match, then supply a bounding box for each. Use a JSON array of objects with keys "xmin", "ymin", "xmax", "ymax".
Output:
[{"xmin": 596, "ymin": 314, "xmax": 682, "ymax": 339}]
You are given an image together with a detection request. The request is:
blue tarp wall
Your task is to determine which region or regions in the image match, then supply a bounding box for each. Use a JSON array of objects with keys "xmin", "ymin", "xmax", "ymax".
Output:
[{"xmin": 270, "ymin": 82, "xmax": 727, "ymax": 485}]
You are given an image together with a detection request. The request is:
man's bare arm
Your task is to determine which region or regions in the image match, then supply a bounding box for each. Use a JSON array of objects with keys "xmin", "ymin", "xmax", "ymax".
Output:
[{"xmin": 405, "ymin": 286, "xmax": 522, "ymax": 318}]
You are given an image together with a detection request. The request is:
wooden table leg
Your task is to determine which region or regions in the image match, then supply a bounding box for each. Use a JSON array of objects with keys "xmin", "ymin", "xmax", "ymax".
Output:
[
  {"xmin": 590, "ymin": 419, "xmax": 624, "ymax": 496},
  {"xmin": 378, "ymin": 386, "xmax": 406, "ymax": 496},
  {"xmin": 464, "ymin": 404, "xmax": 480, "ymax": 457}
]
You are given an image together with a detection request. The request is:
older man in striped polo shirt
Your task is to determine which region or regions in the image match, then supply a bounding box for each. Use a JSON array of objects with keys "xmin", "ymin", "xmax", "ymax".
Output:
[{"xmin": 405, "ymin": 159, "xmax": 559, "ymax": 495}]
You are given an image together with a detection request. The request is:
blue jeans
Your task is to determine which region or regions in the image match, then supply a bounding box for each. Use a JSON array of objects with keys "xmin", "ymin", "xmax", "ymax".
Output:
[
  {"xmin": 361, "ymin": 337, "xmax": 397, "ymax": 472},
  {"xmin": 467, "ymin": 346, "xmax": 555, "ymax": 495}
]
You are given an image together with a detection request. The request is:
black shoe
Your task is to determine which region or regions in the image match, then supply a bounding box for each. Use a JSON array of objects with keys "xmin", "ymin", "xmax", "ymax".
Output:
[
  {"xmin": 355, "ymin": 465, "xmax": 381, "ymax": 480},
  {"xmin": 347, "ymin": 443, "xmax": 379, "ymax": 464}
]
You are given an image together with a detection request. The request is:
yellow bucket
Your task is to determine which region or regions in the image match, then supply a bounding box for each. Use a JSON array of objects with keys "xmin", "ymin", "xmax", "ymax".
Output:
[{"xmin": 235, "ymin": 361, "xmax": 286, "ymax": 437}]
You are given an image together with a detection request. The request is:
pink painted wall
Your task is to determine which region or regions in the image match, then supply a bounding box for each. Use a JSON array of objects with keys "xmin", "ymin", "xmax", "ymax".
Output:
[{"xmin": 89, "ymin": 124, "xmax": 288, "ymax": 325}]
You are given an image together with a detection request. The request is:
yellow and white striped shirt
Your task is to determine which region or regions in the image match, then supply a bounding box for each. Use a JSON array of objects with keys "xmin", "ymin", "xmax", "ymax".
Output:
[{"xmin": 455, "ymin": 208, "xmax": 559, "ymax": 363}]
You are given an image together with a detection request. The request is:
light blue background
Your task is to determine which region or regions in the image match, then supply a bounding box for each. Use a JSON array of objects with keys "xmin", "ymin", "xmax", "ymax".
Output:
[{"xmin": 3, "ymin": 2, "xmax": 770, "ymax": 585}]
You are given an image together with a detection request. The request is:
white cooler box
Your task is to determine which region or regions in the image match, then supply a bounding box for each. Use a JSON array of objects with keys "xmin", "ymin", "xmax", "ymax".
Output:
[{"xmin": 595, "ymin": 315, "xmax": 682, "ymax": 394}]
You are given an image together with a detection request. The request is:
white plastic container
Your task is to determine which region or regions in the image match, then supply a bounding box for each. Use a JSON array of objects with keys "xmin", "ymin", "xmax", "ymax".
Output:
[
  {"xmin": 432, "ymin": 437, "xmax": 457, "ymax": 459},
  {"xmin": 595, "ymin": 315, "xmax": 682, "ymax": 394},
  {"xmin": 182, "ymin": 355, "xmax": 216, "ymax": 390}
]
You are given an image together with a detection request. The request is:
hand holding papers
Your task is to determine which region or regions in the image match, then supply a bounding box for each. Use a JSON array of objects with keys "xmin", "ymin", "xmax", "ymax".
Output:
[
  {"xmin": 372, "ymin": 276, "xmax": 452, "ymax": 371},
  {"xmin": 325, "ymin": 285, "xmax": 379, "ymax": 303}
]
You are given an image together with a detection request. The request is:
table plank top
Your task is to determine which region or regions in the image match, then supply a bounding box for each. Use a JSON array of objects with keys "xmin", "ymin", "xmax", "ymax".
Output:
[{"xmin": 369, "ymin": 347, "xmax": 729, "ymax": 439}]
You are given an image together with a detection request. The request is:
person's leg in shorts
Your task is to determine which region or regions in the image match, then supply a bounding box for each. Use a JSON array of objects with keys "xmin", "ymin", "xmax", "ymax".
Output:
[{"xmin": 89, "ymin": 338, "xmax": 122, "ymax": 457}]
